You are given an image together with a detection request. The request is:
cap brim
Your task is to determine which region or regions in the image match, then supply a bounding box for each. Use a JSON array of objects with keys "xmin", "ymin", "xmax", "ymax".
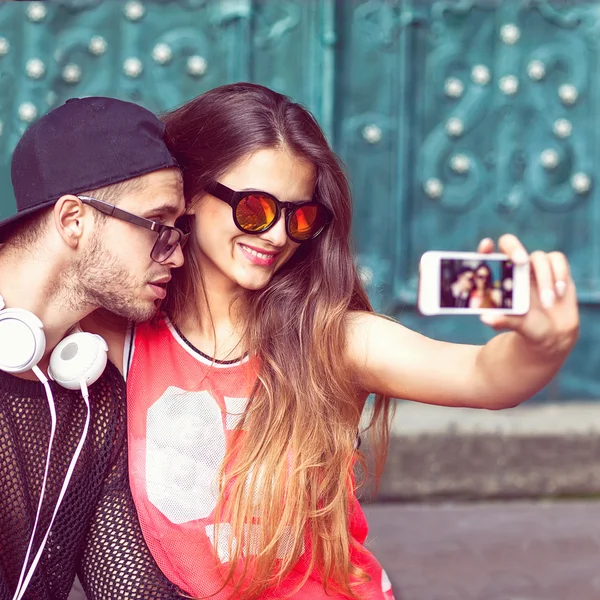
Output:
[
  {"xmin": 0, "ymin": 199, "xmax": 58, "ymax": 242},
  {"xmin": 0, "ymin": 160, "xmax": 180, "ymax": 243}
]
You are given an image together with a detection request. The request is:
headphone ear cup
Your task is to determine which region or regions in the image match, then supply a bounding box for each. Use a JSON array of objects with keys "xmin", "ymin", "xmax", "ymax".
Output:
[
  {"xmin": 48, "ymin": 332, "xmax": 108, "ymax": 390},
  {"xmin": 0, "ymin": 308, "xmax": 46, "ymax": 373}
]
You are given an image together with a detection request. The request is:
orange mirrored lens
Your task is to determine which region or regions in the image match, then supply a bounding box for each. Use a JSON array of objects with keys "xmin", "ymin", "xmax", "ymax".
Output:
[
  {"xmin": 236, "ymin": 194, "xmax": 277, "ymax": 232},
  {"xmin": 289, "ymin": 205, "xmax": 325, "ymax": 240}
]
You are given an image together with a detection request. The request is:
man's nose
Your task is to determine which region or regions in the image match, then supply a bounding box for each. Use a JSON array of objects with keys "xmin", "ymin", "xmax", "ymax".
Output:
[{"xmin": 166, "ymin": 243, "xmax": 185, "ymax": 269}]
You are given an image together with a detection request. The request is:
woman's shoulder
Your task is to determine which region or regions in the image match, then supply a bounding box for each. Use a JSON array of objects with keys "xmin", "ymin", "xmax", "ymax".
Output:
[
  {"xmin": 344, "ymin": 310, "xmax": 407, "ymax": 357},
  {"xmin": 344, "ymin": 309, "xmax": 397, "ymax": 331}
]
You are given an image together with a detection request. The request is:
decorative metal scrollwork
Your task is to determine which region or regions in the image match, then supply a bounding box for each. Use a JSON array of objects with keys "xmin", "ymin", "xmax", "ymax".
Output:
[
  {"xmin": 88, "ymin": 35, "xmax": 107, "ymax": 56},
  {"xmin": 558, "ymin": 83, "xmax": 578, "ymax": 105},
  {"xmin": 445, "ymin": 117, "xmax": 464, "ymax": 137},
  {"xmin": 424, "ymin": 178, "xmax": 444, "ymax": 199},
  {"xmin": 26, "ymin": 2, "xmax": 47, "ymax": 22},
  {"xmin": 444, "ymin": 77, "xmax": 464, "ymax": 98},
  {"xmin": 253, "ymin": 1, "xmax": 301, "ymax": 48},
  {"xmin": 540, "ymin": 148, "xmax": 559, "ymax": 170},
  {"xmin": 417, "ymin": 0, "xmax": 596, "ymax": 215},
  {"xmin": 356, "ymin": 0, "xmax": 429, "ymax": 50},
  {"xmin": 124, "ymin": 1, "xmax": 145, "ymax": 22},
  {"xmin": 18, "ymin": 102, "xmax": 37, "ymax": 123},
  {"xmin": 471, "ymin": 64, "xmax": 491, "ymax": 86},
  {"xmin": 187, "ymin": 55, "xmax": 208, "ymax": 77},
  {"xmin": 152, "ymin": 43, "xmax": 173, "ymax": 65},
  {"xmin": 25, "ymin": 59, "xmax": 46, "ymax": 80},
  {"xmin": 0, "ymin": 37, "xmax": 10, "ymax": 57},
  {"xmin": 62, "ymin": 63, "xmax": 82, "ymax": 84},
  {"xmin": 500, "ymin": 23, "xmax": 520, "ymax": 45},
  {"xmin": 553, "ymin": 118, "xmax": 572, "ymax": 138},
  {"xmin": 52, "ymin": 0, "xmax": 103, "ymax": 10},
  {"xmin": 527, "ymin": 59, "xmax": 546, "ymax": 81},
  {"xmin": 362, "ymin": 124, "xmax": 383, "ymax": 144},
  {"xmin": 499, "ymin": 75, "xmax": 519, "ymax": 96}
]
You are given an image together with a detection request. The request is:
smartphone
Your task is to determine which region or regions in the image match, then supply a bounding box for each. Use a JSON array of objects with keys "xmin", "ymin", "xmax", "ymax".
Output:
[{"xmin": 418, "ymin": 251, "xmax": 530, "ymax": 316}]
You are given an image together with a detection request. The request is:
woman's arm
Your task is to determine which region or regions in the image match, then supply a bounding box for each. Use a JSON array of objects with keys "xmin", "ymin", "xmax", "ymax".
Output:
[{"xmin": 346, "ymin": 235, "xmax": 579, "ymax": 410}]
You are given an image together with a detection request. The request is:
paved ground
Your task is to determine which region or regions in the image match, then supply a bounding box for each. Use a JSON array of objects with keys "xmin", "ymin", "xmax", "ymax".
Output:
[
  {"xmin": 69, "ymin": 500, "xmax": 600, "ymax": 600},
  {"xmin": 363, "ymin": 500, "xmax": 600, "ymax": 600}
]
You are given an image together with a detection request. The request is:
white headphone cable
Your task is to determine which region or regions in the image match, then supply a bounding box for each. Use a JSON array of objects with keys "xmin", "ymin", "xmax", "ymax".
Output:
[
  {"xmin": 12, "ymin": 377, "xmax": 91, "ymax": 600},
  {"xmin": 12, "ymin": 366, "xmax": 56, "ymax": 600}
]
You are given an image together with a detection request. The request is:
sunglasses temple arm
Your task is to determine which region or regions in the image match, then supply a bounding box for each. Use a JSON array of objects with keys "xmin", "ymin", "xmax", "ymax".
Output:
[
  {"xmin": 208, "ymin": 182, "xmax": 238, "ymax": 207},
  {"xmin": 78, "ymin": 196, "xmax": 116, "ymax": 217}
]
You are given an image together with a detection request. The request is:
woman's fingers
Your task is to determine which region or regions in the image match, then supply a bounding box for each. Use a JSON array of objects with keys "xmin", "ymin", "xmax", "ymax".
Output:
[
  {"xmin": 478, "ymin": 237, "xmax": 579, "ymax": 355},
  {"xmin": 480, "ymin": 312, "xmax": 524, "ymax": 331},
  {"xmin": 497, "ymin": 233, "xmax": 529, "ymax": 264},
  {"xmin": 530, "ymin": 251, "xmax": 556, "ymax": 309},
  {"xmin": 477, "ymin": 237, "xmax": 495, "ymax": 253},
  {"xmin": 547, "ymin": 251, "xmax": 570, "ymax": 299}
]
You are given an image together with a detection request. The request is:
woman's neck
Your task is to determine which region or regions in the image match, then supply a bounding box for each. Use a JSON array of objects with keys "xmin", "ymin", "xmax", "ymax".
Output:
[{"xmin": 179, "ymin": 261, "xmax": 247, "ymax": 360}]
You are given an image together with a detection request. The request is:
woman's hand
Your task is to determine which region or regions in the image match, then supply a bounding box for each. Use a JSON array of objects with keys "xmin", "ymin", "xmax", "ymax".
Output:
[
  {"xmin": 345, "ymin": 234, "xmax": 579, "ymax": 409},
  {"xmin": 477, "ymin": 234, "xmax": 579, "ymax": 358}
]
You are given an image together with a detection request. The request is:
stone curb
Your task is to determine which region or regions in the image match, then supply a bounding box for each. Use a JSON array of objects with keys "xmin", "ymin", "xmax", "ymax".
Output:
[{"xmin": 361, "ymin": 402, "xmax": 600, "ymax": 501}]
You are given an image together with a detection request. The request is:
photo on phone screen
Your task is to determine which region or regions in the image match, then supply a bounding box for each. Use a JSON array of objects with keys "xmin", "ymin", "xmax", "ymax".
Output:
[{"xmin": 440, "ymin": 258, "xmax": 514, "ymax": 310}]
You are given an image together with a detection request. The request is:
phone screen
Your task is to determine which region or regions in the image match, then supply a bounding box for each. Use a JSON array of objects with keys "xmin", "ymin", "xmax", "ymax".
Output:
[{"xmin": 440, "ymin": 258, "xmax": 515, "ymax": 310}]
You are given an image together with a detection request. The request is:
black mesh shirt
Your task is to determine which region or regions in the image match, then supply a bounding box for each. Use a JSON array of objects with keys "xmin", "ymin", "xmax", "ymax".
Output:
[{"xmin": 0, "ymin": 361, "xmax": 184, "ymax": 600}]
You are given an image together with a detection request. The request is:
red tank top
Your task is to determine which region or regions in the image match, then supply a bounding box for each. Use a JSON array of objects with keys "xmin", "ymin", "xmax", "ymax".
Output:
[{"xmin": 126, "ymin": 316, "xmax": 395, "ymax": 599}]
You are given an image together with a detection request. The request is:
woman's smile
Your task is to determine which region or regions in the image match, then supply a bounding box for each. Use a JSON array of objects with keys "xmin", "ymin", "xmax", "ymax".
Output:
[{"xmin": 238, "ymin": 242, "xmax": 280, "ymax": 266}]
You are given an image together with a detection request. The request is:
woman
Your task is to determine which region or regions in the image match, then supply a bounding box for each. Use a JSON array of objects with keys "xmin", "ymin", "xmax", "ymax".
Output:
[
  {"xmin": 91, "ymin": 83, "xmax": 578, "ymax": 600},
  {"xmin": 469, "ymin": 262, "xmax": 502, "ymax": 308},
  {"xmin": 469, "ymin": 262, "xmax": 502, "ymax": 309}
]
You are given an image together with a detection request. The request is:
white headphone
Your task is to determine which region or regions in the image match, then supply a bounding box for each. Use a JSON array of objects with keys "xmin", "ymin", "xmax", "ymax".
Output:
[
  {"xmin": 0, "ymin": 296, "xmax": 108, "ymax": 387},
  {"xmin": 0, "ymin": 295, "xmax": 109, "ymax": 600}
]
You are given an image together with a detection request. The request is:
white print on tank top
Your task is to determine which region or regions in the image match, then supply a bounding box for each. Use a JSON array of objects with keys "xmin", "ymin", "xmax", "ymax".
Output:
[
  {"xmin": 382, "ymin": 570, "xmax": 392, "ymax": 593},
  {"xmin": 205, "ymin": 523, "xmax": 299, "ymax": 563},
  {"xmin": 146, "ymin": 386, "xmax": 305, "ymax": 562},
  {"xmin": 146, "ymin": 386, "xmax": 248, "ymax": 524}
]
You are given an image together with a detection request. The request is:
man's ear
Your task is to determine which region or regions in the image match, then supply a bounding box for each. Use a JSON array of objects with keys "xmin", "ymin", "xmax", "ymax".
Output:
[{"xmin": 53, "ymin": 194, "xmax": 87, "ymax": 248}]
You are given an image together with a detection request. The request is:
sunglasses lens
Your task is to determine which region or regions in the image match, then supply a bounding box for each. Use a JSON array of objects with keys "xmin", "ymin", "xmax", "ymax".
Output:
[
  {"xmin": 289, "ymin": 204, "xmax": 328, "ymax": 241},
  {"xmin": 235, "ymin": 194, "xmax": 277, "ymax": 232},
  {"xmin": 151, "ymin": 228, "xmax": 181, "ymax": 263}
]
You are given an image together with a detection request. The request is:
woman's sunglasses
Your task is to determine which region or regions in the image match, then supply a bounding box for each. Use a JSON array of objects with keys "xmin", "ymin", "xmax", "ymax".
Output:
[
  {"xmin": 78, "ymin": 195, "xmax": 190, "ymax": 263},
  {"xmin": 204, "ymin": 181, "xmax": 333, "ymax": 243}
]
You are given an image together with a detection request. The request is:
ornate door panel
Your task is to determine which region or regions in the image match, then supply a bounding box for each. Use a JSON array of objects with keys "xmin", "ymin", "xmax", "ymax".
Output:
[
  {"xmin": 0, "ymin": 0, "xmax": 334, "ymax": 211},
  {"xmin": 334, "ymin": 0, "xmax": 415, "ymax": 313},
  {"xmin": 251, "ymin": 1, "xmax": 336, "ymax": 136},
  {"xmin": 337, "ymin": 0, "xmax": 600, "ymax": 400},
  {"xmin": 0, "ymin": 1, "xmax": 253, "ymax": 144}
]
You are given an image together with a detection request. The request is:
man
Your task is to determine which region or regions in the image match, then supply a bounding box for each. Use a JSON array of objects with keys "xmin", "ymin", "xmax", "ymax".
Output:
[
  {"xmin": 442, "ymin": 266, "xmax": 474, "ymax": 308},
  {"xmin": 0, "ymin": 97, "xmax": 186, "ymax": 599}
]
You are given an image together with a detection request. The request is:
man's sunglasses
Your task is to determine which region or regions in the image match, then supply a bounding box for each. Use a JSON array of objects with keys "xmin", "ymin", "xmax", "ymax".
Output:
[
  {"xmin": 77, "ymin": 195, "xmax": 190, "ymax": 263},
  {"xmin": 204, "ymin": 181, "xmax": 333, "ymax": 243}
]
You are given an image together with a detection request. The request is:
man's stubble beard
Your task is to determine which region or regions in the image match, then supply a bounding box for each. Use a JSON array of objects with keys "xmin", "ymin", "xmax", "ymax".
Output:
[{"xmin": 63, "ymin": 232, "xmax": 160, "ymax": 322}]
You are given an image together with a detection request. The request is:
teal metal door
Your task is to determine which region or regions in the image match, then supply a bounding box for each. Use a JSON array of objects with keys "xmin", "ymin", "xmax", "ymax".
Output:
[{"xmin": 0, "ymin": 0, "xmax": 597, "ymax": 400}]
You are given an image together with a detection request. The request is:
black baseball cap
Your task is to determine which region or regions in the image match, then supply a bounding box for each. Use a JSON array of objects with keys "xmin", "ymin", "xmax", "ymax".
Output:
[{"xmin": 0, "ymin": 96, "xmax": 178, "ymax": 240}]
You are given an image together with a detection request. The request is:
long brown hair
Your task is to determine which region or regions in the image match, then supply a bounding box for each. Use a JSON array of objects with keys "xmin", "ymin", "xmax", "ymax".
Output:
[{"xmin": 162, "ymin": 83, "xmax": 392, "ymax": 599}]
